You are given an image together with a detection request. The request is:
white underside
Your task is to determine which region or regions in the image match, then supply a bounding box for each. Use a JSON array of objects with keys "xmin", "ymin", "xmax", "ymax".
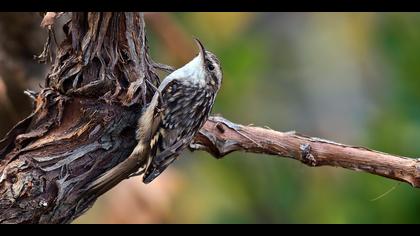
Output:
[{"xmin": 158, "ymin": 55, "xmax": 206, "ymax": 90}]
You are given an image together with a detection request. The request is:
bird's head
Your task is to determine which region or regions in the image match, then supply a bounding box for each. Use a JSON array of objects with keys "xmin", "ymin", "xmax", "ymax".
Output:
[
  {"xmin": 194, "ymin": 38, "xmax": 223, "ymax": 90},
  {"xmin": 158, "ymin": 38, "xmax": 223, "ymax": 92}
]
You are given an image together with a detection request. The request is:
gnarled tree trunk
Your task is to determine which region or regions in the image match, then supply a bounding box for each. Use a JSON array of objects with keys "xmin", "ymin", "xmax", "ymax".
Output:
[
  {"xmin": 2, "ymin": 12, "xmax": 420, "ymax": 224},
  {"xmin": 0, "ymin": 12, "xmax": 161, "ymax": 224}
]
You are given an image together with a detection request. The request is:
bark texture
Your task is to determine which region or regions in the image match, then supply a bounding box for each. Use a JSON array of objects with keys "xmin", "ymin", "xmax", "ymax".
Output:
[
  {"xmin": 1, "ymin": 12, "xmax": 420, "ymax": 224},
  {"xmin": 0, "ymin": 12, "xmax": 162, "ymax": 224},
  {"xmin": 192, "ymin": 117, "xmax": 420, "ymax": 188}
]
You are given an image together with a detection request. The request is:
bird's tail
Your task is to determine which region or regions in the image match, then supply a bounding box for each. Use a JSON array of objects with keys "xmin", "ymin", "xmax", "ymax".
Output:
[{"xmin": 85, "ymin": 142, "xmax": 150, "ymax": 196}]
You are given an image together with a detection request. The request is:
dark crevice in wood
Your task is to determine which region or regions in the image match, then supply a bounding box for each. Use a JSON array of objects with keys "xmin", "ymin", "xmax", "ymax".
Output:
[
  {"xmin": 2, "ymin": 12, "xmax": 420, "ymax": 224},
  {"xmin": 0, "ymin": 12, "xmax": 164, "ymax": 224}
]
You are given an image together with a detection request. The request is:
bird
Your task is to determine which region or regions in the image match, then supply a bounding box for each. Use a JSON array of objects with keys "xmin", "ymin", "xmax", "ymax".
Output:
[
  {"xmin": 87, "ymin": 38, "xmax": 222, "ymax": 193},
  {"xmin": 136, "ymin": 38, "xmax": 223, "ymax": 183}
]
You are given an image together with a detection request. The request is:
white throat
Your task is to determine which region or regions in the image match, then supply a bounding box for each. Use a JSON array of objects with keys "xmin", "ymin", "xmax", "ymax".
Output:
[{"xmin": 164, "ymin": 55, "xmax": 206, "ymax": 86}]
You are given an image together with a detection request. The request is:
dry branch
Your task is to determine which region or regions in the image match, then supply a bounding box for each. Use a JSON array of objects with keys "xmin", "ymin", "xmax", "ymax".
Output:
[
  {"xmin": 192, "ymin": 116, "xmax": 420, "ymax": 188},
  {"xmin": 0, "ymin": 12, "xmax": 420, "ymax": 224}
]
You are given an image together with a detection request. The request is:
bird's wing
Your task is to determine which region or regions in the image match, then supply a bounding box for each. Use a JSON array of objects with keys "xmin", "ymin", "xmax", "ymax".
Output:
[{"xmin": 143, "ymin": 79, "xmax": 213, "ymax": 183}]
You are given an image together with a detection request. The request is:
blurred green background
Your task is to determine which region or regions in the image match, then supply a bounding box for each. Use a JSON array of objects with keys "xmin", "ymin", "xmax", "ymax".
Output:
[{"xmin": 1, "ymin": 12, "xmax": 420, "ymax": 223}]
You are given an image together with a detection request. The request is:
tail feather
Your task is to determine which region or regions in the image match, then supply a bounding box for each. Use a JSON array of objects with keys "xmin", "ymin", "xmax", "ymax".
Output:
[
  {"xmin": 86, "ymin": 142, "xmax": 149, "ymax": 195},
  {"xmin": 142, "ymin": 154, "xmax": 178, "ymax": 183}
]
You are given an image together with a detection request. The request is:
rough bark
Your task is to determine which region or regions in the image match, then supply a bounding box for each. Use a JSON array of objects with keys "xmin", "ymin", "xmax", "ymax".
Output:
[
  {"xmin": 1, "ymin": 12, "xmax": 420, "ymax": 224},
  {"xmin": 192, "ymin": 116, "xmax": 420, "ymax": 188},
  {"xmin": 0, "ymin": 12, "xmax": 162, "ymax": 224}
]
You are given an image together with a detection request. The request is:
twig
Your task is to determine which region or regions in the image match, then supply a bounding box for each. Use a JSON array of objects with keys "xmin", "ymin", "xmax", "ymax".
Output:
[
  {"xmin": 370, "ymin": 183, "xmax": 400, "ymax": 201},
  {"xmin": 191, "ymin": 116, "xmax": 420, "ymax": 188}
]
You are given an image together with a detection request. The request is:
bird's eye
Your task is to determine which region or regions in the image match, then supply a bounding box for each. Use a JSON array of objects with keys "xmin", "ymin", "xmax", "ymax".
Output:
[{"xmin": 207, "ymin": 64, "xmax": 215, "ymax": 71}]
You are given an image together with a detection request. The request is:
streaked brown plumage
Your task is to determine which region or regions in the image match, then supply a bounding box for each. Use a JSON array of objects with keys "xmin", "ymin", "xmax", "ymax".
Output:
[
  {"xmin": 137, "ymin": 38, "xmax": 223, "ymax": 183},
  {"xmin": 87, "ymin": 38, "xmax": 222, "ymax": 194}
]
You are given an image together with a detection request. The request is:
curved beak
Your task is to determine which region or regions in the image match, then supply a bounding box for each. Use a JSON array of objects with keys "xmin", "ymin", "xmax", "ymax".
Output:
[{"xmin": 194, "ymin": 38, "xmax": 206, "ymax": 63}]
